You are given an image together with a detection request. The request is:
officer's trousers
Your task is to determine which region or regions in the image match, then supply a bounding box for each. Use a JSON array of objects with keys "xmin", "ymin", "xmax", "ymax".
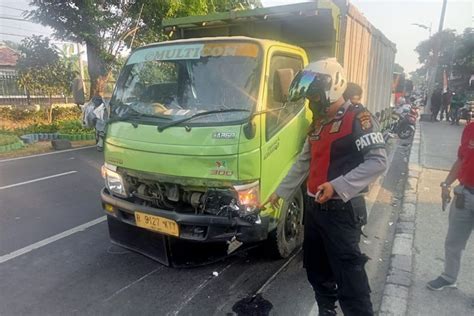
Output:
[
  {"xmin": 303, "ymin": 196, "xmax": 373, "ymax": 316},
  {"xmin": 441, "ymin": 185, "xmax": 474, "ymax": 283}
]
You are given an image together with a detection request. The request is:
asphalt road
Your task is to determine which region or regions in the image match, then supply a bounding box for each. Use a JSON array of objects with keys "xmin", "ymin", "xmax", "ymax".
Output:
[{"xmin": 0, "ymin": 139, "xmax": 408, "ymax": 315}]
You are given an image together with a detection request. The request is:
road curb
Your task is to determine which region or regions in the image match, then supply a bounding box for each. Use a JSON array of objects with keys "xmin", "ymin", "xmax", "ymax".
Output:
[{"xmin": 379, "ymin": 120, "xmax": 421, "ymax": 315}]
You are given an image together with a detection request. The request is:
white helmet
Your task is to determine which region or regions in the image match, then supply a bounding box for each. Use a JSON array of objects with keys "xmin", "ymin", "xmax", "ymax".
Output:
[
  {"xmin": 288, "ymin": 57, "xmax": 347, "ymax": 104},
  {"xmin": 306, "ymin": 58, "xmax": 347, "ymax": 103}
]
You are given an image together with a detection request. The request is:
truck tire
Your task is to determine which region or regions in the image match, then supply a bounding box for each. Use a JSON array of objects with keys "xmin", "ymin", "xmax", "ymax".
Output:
[{"xmin": 267, "ymin": 187, "xmax": 304, "ymax": 258}]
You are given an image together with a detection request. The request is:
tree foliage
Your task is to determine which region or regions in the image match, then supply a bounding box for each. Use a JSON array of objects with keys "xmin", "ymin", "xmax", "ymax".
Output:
[
  {"xmin": 16, "ymin": 36, "xmax": 75, "ymax": 122},
  {"xmin": 452, "ymin": 28, "xmax": 474, "ymax": 81},
  {"xmin": 393, "ymin": 63, "xmax": 404, "ymax": 74},
  {"xmin": 28, "ymin": 0, "xmax": 262, "ymax": 98},
  {"xmin": 28, "ymin": 1, "xmax": 137, "ymax": 98},
  {"xmin": 414, "ymin": 28, "xmax": 473, "ymax": 89},
  {"xmin": 2, "ymin": 40, "xmax": 20, "ymax": 51}
]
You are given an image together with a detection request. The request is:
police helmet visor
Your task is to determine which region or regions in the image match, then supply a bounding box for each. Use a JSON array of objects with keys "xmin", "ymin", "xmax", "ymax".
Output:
[{"xmin": 288, "ymin": 70, "xmax": 332, "ymax": 102}]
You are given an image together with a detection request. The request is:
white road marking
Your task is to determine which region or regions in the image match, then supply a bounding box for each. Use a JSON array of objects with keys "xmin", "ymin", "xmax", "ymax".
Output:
[
  {"xmin": 0, "ymin": 216, "xmax": 106, "ymax": 264},
  {"xmin": 254, "ymin": 249, "xmax": 300, "ymax": 296},
  {"xmin": 104, "ymin": 267, "xmax": 164, "ymax": 302},
  {"xmin": 0, "ymin": 145, "xmax": 96, "ymax": 163},
  {"xmin": 170, "ymin": 262, "xmax": 234, "ymax": 316},
  {"xmin": 0, "ymin": 171, "xmax": 78, "ymax": 190}
]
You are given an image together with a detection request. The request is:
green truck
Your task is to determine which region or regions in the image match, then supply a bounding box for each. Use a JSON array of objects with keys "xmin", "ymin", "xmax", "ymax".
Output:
[{"xmin": 100, "ymin": 1, "xmax": 396, "ymax": 266}]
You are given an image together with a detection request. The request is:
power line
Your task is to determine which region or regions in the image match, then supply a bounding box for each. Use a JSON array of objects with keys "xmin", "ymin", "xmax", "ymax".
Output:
[
  {"xmin": 0, "ymin": 32, "xmax": 28, "ymax": 38},
  {"xmin": 0, "ymin": 14, "xmax": 26, "ymax": 19},
  {"xmin": 0, "ymin": 16, "xmax": 34, "ymax": 23},
  {"xmin": 1, "ymin": 24, "xmax": 50, "ymax": 36},
  {"xmin": 0, "ymin": 5, "xmax": 27, "ymax": 12}
]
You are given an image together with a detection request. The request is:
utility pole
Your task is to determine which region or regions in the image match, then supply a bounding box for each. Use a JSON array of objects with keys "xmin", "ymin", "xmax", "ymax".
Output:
[
  {"xmin": 75, "ymin": 42, "xmax": 87, "ymax": 101},
  {"xmin": 423, "ymin": 0, "xmax": 448, "ymax": 121},
  {"xmin": 77, "ymin": 43, "xmax": 85, "ymax": 83},
  {"xmin": 130, "ymin": 3, "xmax": 144, "ymax": 49}
]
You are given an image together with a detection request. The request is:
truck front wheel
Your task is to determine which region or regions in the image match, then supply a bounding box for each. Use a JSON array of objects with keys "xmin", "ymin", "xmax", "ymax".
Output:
[{"xmin": 267, "ymin": 188, "xmax": 304, "ymax": 258}]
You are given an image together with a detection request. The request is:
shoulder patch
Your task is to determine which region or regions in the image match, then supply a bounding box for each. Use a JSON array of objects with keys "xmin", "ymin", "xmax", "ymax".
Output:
[{"xmin": 357, "ymin": 111, "xmax": 372, "ymax": 131}]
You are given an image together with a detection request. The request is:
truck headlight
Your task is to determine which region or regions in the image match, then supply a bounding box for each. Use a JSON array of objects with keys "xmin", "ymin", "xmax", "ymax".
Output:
[
  {"xmin": 233, "ymin": 181, "xmax": 260, "ymax": 212},
  {"xmin": 101, "ymin": 164, "xmax": 127, "ymax": 197}
]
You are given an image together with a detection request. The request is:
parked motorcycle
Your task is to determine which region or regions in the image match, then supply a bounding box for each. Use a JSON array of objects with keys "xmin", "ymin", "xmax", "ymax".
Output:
[
  {"xmin": 384, "ymin": 103, "xmax": 418, "ymax": 141},
  {"xmin": 457, "ymin": 102, "xmax": 473, "ymax": 124},
  {"xmin": 81, "ymin": 96, "xmax": 108, "ymax": 151}
]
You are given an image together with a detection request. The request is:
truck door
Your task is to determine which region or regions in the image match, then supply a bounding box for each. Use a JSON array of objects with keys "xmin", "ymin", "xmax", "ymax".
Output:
[{"xmin": 260, "ymin": 50, "xmax": 308, "ymax": 220}]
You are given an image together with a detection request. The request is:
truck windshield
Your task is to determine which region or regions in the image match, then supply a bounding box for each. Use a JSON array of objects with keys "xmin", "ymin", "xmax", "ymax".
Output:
[{"xmin": 110, "ymin": 42, "xmax": 261, "ymax": 124}]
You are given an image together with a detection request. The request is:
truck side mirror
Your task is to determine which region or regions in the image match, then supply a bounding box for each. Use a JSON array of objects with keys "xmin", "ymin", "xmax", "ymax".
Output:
[{"xmin": 273, "ymin": 68, "xmax": 294, "ymax": 103}]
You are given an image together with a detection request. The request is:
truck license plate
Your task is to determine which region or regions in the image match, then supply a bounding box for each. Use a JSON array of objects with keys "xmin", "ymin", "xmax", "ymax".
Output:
[{"xmin": 134, "ymin": 212, "xmax": 179, "ymax": 237}]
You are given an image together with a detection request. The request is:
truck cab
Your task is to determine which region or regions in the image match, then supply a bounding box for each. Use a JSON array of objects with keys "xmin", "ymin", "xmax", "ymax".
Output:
[{"xmin": 101, "ymin": 37, "xmax": 311, "ymax": 264}]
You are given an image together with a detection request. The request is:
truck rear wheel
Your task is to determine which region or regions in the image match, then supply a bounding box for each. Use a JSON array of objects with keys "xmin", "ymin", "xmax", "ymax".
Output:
[{"xmin": 267, "ymin": 188, "xmax": 304, "ymax": 258}]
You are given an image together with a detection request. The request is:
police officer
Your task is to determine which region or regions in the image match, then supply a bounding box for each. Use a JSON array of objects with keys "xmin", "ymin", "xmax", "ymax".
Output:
[
  {"xmin": 263, "ymin": 58, "xmax": 387, "ymax": 316},
  {"xmin": 427, "ymin": 121, "xmax": 474, "ymax": 291}
]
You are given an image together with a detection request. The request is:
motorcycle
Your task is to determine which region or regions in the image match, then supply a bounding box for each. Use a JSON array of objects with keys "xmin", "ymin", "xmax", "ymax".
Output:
[
  {"xmin": 81, "ymin": 96, "xmax": 108, "ymax": 151},
  {"xmin": 384, "ymin": 103, "xmax": 418, "ymax": 141},
  {"xmin": 458, "ymin": 102, "xmax": 473, "ymax": 124}
]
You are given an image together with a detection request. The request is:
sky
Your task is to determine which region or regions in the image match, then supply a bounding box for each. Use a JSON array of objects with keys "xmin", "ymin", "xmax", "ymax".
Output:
[
  {"xmin": 0, "ymin": 1, "xmax": 54, "ymax": 41},
  {"xmin": 1, "ymin": 0, "xmax": 472, "ymax": 74},
  {"xmin": 261, "ymin": 0, "xmax": 472, "ymax": 73}
]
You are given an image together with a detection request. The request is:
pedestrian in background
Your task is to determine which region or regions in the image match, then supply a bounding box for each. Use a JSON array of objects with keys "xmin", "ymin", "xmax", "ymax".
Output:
[
  {"xmin": 427, "ymin": 121, "xmax": 474, "ymax": 290},
  {"xmin": 263, "ymin": 59, "xmax": 387, "ymax": 316},
  {"xmin": 440, "ymin": 90, "xmax": 451, "ymax": 122},
  {"xmin": 431, "ymin": 88, "xmax": 442, "ymax": 122},
  {"xmin": 343, "ymin": 82, "xmax": 363, "ymax": 105},
  {"xmin": 450, "ymin": 90, "xmax": 467, "ymax": 125}
]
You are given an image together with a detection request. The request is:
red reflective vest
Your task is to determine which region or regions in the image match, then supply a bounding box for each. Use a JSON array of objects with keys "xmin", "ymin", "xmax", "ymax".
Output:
[
  {"xmin": 307, "ymin": 104, "xmax": 384, "ymax": 195},
  {"xmin": 458, "ymin": 122, "xmax": 474, "ymax": 188}
]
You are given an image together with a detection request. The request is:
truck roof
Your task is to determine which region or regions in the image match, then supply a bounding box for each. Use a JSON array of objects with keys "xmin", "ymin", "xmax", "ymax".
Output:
[
  {"xmin": 136, "ymin": 36, "xmax": 305, "ymax": 54},
  {"xmin": 162, "ymin": 1, "xmax": 395, "ymax": 52},
  {"xmin": 162, "ymin": 2, "xmax": 321, "ymax": 28}
]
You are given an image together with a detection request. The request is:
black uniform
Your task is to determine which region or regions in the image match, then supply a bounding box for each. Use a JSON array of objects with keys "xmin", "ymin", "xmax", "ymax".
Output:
[{"xmin": 276, "ymin": 101, "xmax": 387, "ymax": 315}]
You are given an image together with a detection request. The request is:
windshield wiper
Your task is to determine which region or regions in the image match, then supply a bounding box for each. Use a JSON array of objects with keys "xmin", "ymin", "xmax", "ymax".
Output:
[
  {"xmin": 108, "ymin": 112, "xmax": 172, "ymax": 127},
  {"xmin": 108, "ymin": 99, "xmax": 173, "ymax": 126},
  {"xmin": 157, "ymin": 108, "xmax": 250, "ymax": 132}
]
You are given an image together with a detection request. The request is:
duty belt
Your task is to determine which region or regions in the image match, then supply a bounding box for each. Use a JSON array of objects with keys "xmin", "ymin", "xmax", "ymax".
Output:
[{"xmin": 316, "ymin": 199, "xmax": 349, "ymax": 211}]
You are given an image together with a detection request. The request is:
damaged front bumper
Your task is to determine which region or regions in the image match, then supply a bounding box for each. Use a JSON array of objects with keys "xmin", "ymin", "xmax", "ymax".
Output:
[{"xmin": 101, "ymin": 188, "xmax": 269, "ymax": 243}]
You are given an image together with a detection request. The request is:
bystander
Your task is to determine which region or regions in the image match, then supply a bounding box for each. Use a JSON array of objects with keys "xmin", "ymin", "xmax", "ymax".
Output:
[{"xmin": 427, "ymin": 121, "xmax": 474, "ymax": 291}]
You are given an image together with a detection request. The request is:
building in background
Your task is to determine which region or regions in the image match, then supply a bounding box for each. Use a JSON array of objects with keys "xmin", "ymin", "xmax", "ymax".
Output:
[{"xmin": 0, "ymin": 45, "xmax": 19, "ymax": 76}]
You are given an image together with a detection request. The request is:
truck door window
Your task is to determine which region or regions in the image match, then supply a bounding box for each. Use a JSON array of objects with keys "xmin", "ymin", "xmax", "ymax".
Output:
[{"xmin": 266, "ymin": 54, "xmax": 304, "ymax": 141}]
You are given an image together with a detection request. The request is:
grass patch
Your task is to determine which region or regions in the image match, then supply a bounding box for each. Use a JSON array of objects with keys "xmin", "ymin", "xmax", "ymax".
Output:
[
  {"xmin": 0, "ymin": 134, "xmax": 20, "ymax": 146},
  {"xmin": 0, "ymin": 140, "xmax": 96, "ymax": 160}
]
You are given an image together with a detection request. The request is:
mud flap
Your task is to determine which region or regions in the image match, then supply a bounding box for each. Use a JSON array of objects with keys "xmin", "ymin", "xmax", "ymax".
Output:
[
  {"xmin": 107, "ymin": 216, "xmax": 234, "ymax": 267},
  {"xmin": 107, "ymin": 215, "xmax": 170, "ymax": 266}
]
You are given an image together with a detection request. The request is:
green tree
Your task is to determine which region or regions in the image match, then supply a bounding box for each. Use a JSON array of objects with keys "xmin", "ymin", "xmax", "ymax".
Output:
[
  {"xmin": 16, "ymin": 36, "xmax": 75, "ymax": 123},
  {"xmin": 393, "ymin": 63, "xmax": 404, "ymax": 74},
  {"xmin": 29, "ymin": 0, "xmax": 262, "ymax": 98},
  {"xmin": 2, "ymin": 40, "xmax": 20, "ymax": 51},
  {"xmin": 130, "ymin": 0, "xmax": 262, "ymax": 48},
  {"xmin": 414, "ymin": 28, "xmax": 473, "ymax": 89},
  {"xmin": 409, "ymin": 69, "xmax": 427, "ymax": 92},
  {"xmin": 415, "ymin": 29, "xmax": 457, "ymax": 85},
  {"xmin": 452, "ymin": 28, "xmax": 474, "ymax": 89},
  {"xmin": 28, "ymin": 1, "xmax": 137, "ymax": 98}
]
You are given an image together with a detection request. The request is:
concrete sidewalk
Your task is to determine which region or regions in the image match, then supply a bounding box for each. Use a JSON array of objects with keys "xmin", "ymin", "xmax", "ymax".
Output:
[{"xmin": 409, "ymin": 121, "xmax": 474, "ymax": 315}]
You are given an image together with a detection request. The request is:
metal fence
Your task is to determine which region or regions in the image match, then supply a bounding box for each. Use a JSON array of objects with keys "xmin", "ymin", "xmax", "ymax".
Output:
[{"xmin": 0, "ymin": 71, "xmax": 116, "ymax": 107}]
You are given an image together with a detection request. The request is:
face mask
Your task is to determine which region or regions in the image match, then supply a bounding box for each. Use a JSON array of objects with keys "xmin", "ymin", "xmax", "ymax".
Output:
[{"xmin": 309, "ymin": 100, "xmax": 329, "ymax": 121}]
